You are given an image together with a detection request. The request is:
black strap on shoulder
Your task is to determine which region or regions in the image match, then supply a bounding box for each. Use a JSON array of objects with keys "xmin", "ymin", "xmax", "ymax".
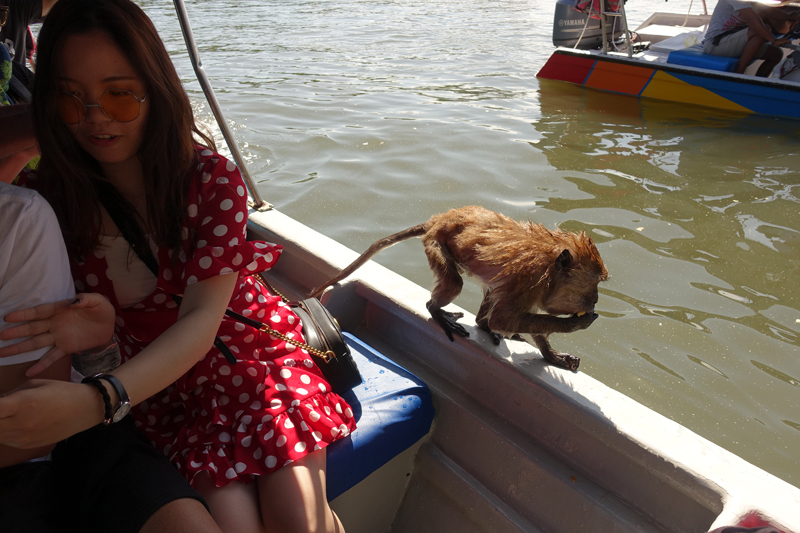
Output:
[{"xmin": 96, "ymin": 184, "xmax": 238, "ymax": 365}]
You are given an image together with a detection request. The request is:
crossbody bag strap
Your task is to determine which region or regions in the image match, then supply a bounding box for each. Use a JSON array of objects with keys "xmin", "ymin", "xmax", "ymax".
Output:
[{"xmin": 97, "ymin": 186, "xmax": 238, "ymax": 365}]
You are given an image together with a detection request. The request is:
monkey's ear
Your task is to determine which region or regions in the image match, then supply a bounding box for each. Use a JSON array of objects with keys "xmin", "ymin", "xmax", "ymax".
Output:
[{"xmin": 555, "ymin": 249, "xmax": 573, "ymax": 272}]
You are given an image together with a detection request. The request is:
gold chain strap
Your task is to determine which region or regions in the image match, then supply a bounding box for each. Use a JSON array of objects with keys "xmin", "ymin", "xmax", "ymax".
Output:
[{"xmin": 254, "ymin": 273, "xmax": 336, "ymax": 363}]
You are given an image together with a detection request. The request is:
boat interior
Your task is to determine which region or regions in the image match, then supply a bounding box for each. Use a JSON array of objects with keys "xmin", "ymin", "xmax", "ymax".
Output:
[
  {"xmin": 246, "ymin": 208, "xmax": 800, "ymax": 533},
  {"xmin": 168, "ymin": 1, "xmax": 800, "ymax": 531}
]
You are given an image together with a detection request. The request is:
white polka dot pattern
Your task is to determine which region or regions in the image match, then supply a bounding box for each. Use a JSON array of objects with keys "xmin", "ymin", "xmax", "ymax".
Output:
[{"xmin": 67, "ymin": 148, "xmax": 356, "ymax": 488}]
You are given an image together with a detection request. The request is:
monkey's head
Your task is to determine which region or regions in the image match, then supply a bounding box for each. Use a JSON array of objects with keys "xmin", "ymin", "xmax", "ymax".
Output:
[{"xmin": 541, "ymin": 233, "xmax": 608, "ymax": 316}]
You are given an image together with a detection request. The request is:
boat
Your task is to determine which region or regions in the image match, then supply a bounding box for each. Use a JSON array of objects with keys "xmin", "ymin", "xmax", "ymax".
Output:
[
  {"xmin": 168, "ymin": 2, "xmax": 800, "ymax": 531},
  {"xmin": 537, "ymin": 0, "xmax": 800, "ymax": 120},
  {"xmin": 169, "ymin": 0, "xmax": 800, "ymax": 533},
  {"xmin": 50, "ymin": 2, "xmax": 800, "ymax": 531}
]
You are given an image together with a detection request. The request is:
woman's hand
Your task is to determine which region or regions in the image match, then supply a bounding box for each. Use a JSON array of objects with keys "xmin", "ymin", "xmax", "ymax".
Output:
[
  {"xmin": 0, "ymin": 293, "xmax": 116, "ymax": 376},
  {"xmin": 0, "ymin": 379, "xmax": 105, "ymax": 449}
]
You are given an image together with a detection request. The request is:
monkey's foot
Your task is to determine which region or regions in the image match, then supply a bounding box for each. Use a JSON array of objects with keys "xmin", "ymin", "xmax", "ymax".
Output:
[
  {"xmin": 430, "ymin": 309, "xmax": 469, "ymax": 342},
  {"xmin": 544, "ymin": 350, "xmax": 580, "ymax": 372}
]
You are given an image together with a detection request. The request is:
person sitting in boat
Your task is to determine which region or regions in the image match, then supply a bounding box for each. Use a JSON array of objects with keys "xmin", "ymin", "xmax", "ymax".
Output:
[
  {"xmin": 703, "ymin": 0, "xmax": 800, "ymax": 77},
  {"xmin": 1, "ymin": 0, "xmax": 56, "ymax": 66},
  {"xmin": 0, "ymin": 0, "xmax": 356, "ymax": 532},
  {"xmin": 0, "ymin": 177, "xmax": 222, "ymax": 531}
]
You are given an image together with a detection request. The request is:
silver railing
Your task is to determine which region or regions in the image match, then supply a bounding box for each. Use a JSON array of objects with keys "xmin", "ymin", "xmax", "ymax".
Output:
[{"xmin": 172, "ymin": 0, "xmax": 272, "ymax": 211}]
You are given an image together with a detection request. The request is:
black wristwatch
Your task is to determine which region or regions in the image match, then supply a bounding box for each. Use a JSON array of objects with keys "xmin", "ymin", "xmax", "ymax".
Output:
[
  {"xmin": 95, "ymin": 374, "xmax": 132, "ymax": 424},
  {"xmin": 81, "ymin": 375, "xmax": 113, "ymax": 424}
]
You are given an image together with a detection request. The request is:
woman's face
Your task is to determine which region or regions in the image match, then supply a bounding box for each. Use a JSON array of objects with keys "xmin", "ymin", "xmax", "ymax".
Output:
[{"xmin": 58, "ymin": 30, "xmax": 149, "ymax": 174}]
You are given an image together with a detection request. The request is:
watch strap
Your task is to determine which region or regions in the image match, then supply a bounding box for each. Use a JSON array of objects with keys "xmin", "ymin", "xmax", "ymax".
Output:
[
  {"xmin": 96, "ymin": 374, "xmax": 131, "ymax": 423},
  {"xmin": 97, "ymin": 374, "xmax": 130, "ymax": 404},
  {"xmin": 81, "ymin": 376, "xmax": 113, "ymax": 424}
]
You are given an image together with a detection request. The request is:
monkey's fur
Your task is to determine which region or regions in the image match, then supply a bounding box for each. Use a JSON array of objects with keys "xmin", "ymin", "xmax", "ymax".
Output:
[{"xmin": 310, "ymin": 206, "xmax": 608, "ymax": 371}]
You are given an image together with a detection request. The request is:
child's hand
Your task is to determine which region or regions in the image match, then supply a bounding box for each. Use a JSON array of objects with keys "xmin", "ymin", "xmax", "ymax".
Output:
[
  {"xmin": 0, "ymin": 379, "xmax": 104, "ymax": 449},
  {"xmin": 0, "ymin": 293, "xmax": 116, "ymax": 376}
]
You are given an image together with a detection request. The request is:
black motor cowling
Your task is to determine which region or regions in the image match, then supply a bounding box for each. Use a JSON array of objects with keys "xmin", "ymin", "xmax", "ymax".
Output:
[{"xmin": 552, "ymin": 0, "xmax": 626, "ymax": 50}]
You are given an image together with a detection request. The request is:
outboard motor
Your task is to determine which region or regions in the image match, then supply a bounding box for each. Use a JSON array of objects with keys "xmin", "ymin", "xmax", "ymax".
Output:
[{"xmin": 552, "ymin": 0, "xmax": 626, "ymax": 50}]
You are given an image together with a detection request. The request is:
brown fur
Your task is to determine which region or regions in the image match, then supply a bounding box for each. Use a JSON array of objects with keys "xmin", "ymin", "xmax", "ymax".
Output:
[{"xmin": 310, "ymin": 206, "xmax": 608, "ymax": 370}]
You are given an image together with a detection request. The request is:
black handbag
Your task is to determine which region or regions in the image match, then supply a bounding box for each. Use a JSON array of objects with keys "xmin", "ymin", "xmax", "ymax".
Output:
[
  {"xmin": 97, "ymin": 184, "xmax": 362, "ymax": 392},
  {"xmin": 240, "ymin": 275, "xmax": 363, "ymax": 392}
]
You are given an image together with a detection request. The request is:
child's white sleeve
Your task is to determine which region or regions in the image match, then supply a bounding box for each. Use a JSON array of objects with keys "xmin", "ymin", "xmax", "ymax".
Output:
[{"xmin": 0, "ymin": 185, "xmax": 75, "ymax": 366}]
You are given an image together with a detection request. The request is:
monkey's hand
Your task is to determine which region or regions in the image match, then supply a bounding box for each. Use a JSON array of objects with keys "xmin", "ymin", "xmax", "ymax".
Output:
[
  {"xmin": 427, "ymin": 304, "xmax": 469, "ymax": 342},
  {"xmin": 567, "ymin": 312, "xmax": 599, "ymax": 332}
]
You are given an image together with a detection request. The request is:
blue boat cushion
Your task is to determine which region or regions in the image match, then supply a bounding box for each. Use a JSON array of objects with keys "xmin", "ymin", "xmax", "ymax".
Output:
[
  {"xmin": 667, "ymin": 47, "xmax": 739, "ymax": 72},
  {"xmin": 325, "ymin": 333, "xmax": 435, "ymax": 500}
]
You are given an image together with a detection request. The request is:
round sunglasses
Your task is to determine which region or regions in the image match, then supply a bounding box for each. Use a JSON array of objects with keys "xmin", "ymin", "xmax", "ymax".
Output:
[{"xmin": 58, "ymin": 89, "xmax": 148, "ymax": 124}]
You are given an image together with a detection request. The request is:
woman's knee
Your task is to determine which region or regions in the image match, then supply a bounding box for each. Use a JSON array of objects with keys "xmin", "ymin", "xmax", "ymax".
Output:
[{"xmin": 257, "ymin": 449, "xmax": 340, "ymax": 533}]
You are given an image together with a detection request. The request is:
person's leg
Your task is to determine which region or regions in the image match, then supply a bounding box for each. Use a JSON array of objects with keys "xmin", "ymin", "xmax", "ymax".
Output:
[
  {"xmin": 194, "ymin": 471, "xmax": 265, "ymax": 533},
  {"xmin": 256, "ymin": 448, "xmax": 344, "ymax": 533},
  {"xmin": 756, "ymin": 44, "xmax": 785, "ymax": 76},
  {"xmin": 737, "ymin": 29, "xmax": 768, "ymax": 73},
  {"xmin": 140, "ymin": 498, "xmax": 222, "ymax": 533},
  {"xmin": 55, "ymin": 419, "xmax": 220, "ymax": 533}
]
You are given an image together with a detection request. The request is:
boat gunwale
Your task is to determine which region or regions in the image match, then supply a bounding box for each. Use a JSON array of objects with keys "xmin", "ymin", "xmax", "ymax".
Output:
[{"xmin": 544, "ymin": 47, "xmax": 800, "ymax": 93}]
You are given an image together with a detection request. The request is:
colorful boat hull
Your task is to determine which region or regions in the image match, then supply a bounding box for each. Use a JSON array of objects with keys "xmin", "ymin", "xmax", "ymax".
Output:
[{"xmin": 537, "ymin": 48, "xmax": 800, "ymax": 120}]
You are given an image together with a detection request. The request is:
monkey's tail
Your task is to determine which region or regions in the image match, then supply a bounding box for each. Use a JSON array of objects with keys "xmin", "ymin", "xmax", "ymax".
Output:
[{"xmin": 308, "ymin": 224, "xmax": 428, "ymax": 298}]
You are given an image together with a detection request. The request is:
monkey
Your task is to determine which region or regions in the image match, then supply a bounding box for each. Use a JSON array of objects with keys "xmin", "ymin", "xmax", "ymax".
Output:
[{"xmin": 309, "ymin": 205, "xmax": 608, "ymax": 371}]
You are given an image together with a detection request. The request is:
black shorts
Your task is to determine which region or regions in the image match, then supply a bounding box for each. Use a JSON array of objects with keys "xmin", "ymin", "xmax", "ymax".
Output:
[{"xmin": 0, "ymin": 417, "xmax": 206, "ymax": 533}]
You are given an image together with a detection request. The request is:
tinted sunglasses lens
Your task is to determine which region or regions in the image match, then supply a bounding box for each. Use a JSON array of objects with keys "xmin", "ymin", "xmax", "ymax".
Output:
[
  {"xmin": 0, "ymin": 7, "xmax": 8, "ymax": 27},
  {"xmin": 100, "ymin": 90, "xmax": 141, "ymax": 122},
  {"xmin": 58, "ymin": 93, "xmax": 84, "ymax": 124}
]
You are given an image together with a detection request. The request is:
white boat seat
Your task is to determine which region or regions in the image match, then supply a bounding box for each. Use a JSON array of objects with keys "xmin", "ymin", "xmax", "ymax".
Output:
[{"xmin": 326, "ymin": 333, "xmax": 435, "ymax": 500}]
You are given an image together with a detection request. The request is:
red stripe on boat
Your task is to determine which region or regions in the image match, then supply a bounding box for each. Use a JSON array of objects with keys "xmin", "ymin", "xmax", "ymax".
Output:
[{"xmin": 537, "ymin": 52, "xmax": 596, "ymax": 85}]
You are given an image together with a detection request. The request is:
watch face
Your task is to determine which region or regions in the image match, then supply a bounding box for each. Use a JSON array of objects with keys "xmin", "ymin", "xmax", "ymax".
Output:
[{"xmin": 113, "ymin": 402, "xmax": 132, "ymax": 423}]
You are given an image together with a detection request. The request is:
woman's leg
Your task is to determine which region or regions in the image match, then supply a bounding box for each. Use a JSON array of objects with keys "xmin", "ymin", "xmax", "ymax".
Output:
[
  {"xmin": 256, "ymin": 448, "xmax": 344, "ymax": 533},
  {"xmin": 139, "ymin": 498, "xmax": 222, "ymax": 533},
  {"xmin": 195, "ymin": 471, "xmax": 265, "ymax": 533}
]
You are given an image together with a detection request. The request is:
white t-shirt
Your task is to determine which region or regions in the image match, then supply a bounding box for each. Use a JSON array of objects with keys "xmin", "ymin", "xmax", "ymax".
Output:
[
  {"xmin": 705, "ymin": 0, "xmax": 753, "ymax": 42},
  {"xmin": 0, "ymin": 182, "xmax": 75, "ymax": 366}
]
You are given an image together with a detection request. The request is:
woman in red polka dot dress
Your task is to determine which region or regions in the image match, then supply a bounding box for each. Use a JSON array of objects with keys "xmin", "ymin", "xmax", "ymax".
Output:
[{"xmin": 11, "ymin": 0, "xmax": 356, "ymax": 531}]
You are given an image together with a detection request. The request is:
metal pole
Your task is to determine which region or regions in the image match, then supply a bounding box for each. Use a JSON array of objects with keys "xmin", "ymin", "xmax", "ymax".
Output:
[
  {"xmin": 600, "ymin": 0, "xmax": 608, "ymax": 54},
  {"xmin": 172, "ymin": 0, "xmax": 272, "ymax": 211},
  {"xmin": 620, "ymin": 0, "xmax": 632, "ymax": 57}
]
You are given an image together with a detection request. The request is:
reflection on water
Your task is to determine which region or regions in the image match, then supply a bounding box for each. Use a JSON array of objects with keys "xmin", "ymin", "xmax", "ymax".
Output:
[
  {"xmin": 140, "ymin": 0, "xmax": 800, "ymax": 487},
  {"xmin": 535, "ymin": 79, "xmax": 800, "ymax": 480}
]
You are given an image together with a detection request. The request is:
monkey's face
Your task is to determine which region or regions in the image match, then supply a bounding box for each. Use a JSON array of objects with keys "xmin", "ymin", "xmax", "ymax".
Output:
[
  {"xmin": 542, "ymin": 276, "xmax": 601, "ymax": 316},
  {"xmin": 541, "ymin": 242, "xmax": 607, "ymax": 316}
]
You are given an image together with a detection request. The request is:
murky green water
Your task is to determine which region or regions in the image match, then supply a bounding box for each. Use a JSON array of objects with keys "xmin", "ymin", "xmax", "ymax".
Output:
[{"xmin": 139, "ymin": 0, "xmax": 800, "ymax": 487}]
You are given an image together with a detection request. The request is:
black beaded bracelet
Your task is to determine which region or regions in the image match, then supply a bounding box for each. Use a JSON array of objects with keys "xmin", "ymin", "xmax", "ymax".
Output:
[{"xmin": 81, "ymin": 376, "xmax": 113, "ymax": 424}]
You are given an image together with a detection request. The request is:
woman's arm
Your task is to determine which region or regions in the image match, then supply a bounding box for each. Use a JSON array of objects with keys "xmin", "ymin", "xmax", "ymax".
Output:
[
  {"xmin": 110, "ymin": 271, "xmax": 238, "ymax": 405},
  {"xmin": 0, "ymin": 272, "xmax": 238, "ymax": 449}
]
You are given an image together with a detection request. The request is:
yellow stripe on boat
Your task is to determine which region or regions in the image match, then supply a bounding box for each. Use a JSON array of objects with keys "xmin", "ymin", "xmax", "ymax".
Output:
[{"xmin": 641, "ymin": 70, "xmax": 752, "ymax": 114}]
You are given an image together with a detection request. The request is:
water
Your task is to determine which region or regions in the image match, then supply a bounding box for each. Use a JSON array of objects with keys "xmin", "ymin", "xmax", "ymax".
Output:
[{"xmin": 137, "ymin": 0, "xmax": 800, "ymax": 487}]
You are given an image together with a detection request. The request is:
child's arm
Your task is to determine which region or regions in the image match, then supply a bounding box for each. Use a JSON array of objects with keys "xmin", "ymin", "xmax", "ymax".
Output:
[
  {"xmin": 0, "ymin": 272, "xmax": 238, "ymax": 450},
  {"xmin": 0, "ymin": 356, "xmax": 71, "ymax": 468}
]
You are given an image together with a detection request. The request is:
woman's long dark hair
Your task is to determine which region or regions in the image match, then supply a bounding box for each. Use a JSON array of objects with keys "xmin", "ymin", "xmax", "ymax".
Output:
[{"xmin": 32, "ymin": 0, "xmax": 215, "ymax": 260}]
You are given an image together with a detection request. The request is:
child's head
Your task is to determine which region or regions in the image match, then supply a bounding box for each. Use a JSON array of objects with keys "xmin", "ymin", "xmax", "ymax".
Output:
[{"xmin": 32, "ymin": 0, "xmax": 214, "ymax": 258}]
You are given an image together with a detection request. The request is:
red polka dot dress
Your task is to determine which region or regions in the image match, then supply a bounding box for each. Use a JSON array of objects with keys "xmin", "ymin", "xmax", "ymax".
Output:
[{"xmin": 68, "ymin": 148, "xmax": 357, "ymax": 487}]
